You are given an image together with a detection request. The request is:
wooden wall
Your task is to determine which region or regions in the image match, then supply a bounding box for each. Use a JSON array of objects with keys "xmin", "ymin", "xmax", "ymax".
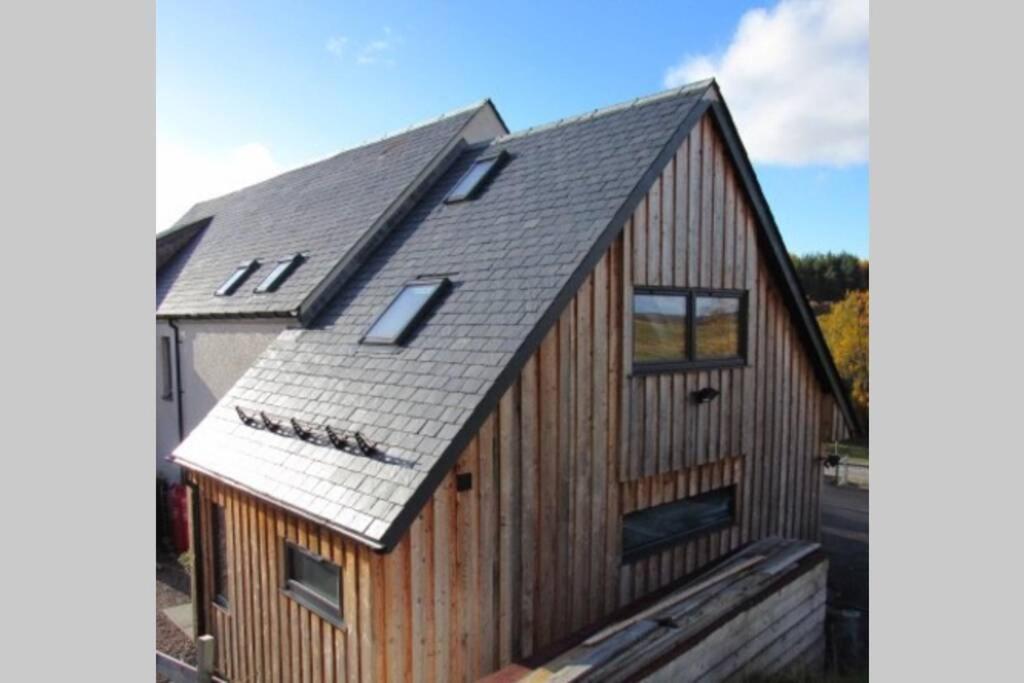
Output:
[
  {"xmin": 189, "ymin": 111, "xmax": 851, "ymax": 682},
  {"xmin": 192, "ymin": 473, "xmax": 386, "ymax": 683}
]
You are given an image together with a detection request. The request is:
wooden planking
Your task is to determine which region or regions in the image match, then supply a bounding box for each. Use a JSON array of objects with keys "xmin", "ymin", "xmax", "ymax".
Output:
[{"xmin": 187, "ymin": 110, "xmax": 852, "ymax": 683}]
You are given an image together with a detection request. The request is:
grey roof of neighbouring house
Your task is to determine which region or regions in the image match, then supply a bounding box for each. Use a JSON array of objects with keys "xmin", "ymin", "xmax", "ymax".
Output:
[
  {"xmin": 172, "ymin": 79, "xmax": 860, "ymax": 551},
  {"xmin": 156, "ymin": 100, "xmax": 497, "ymax": 319}
]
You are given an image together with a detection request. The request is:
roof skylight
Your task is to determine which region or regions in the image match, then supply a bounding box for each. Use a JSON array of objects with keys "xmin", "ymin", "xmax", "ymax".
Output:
[
  {"xmin": 254, "ymin": 254, "xmax": 304, "ymax": 294},
  {"xmin": 445, "ymin": 150, "xmax": 508, "ymax": 203},
  {"xmin": 362, "ymin": 278, "xmax": 451, "ymax": 345},
  {"xmin": 215, "ymin": 259, "xmax": 259, "ymax": 296}
]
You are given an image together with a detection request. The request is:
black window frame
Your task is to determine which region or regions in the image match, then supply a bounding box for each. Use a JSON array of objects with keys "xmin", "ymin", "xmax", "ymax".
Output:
[
  {"xmin": 621, "ymin": 485, "xmax": 737, "ymax": 564},
  {"xmin": 210, "ymin": 503, "xmax": 229, "ymax": 609},
  {"xmin": 360, "ymin": 277, "xmax": 452, "ymax": 346},
  {"xmin": 159, "ymin": 336, "xmax": 173, "ymax": 401},
  {"xmin": 281, "ymin": 541, "xmax": 344, "ymax": 626},
  {"xmin": 253, "ymin": 254, "xmax": 304, "ymax": 294},
  {"xmin": 632, "ymin": 286, "xmax": 748, "ymax": 374},
  {"xmin": 215, "ymin": 259, "xmax": 259, "ymax": 296},
  {"xmin": 444, "ymin": 150, "xmax": 508, "ymax": 203}
]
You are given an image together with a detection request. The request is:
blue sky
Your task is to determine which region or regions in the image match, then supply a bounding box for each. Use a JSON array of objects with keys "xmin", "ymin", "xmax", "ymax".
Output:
[{"xmin": 157, "ymin": 0, "xmax": 868, "ymax": 257}]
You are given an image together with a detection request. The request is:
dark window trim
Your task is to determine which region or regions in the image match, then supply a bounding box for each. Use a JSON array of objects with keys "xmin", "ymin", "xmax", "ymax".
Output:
[
  {"xmin": 160, "ymin": 336, "xmax": 173, "ymax": 401},
  {"xmin": 444, "ymin": 149, "xmax": 509, "ymax": 203},
  {"xmin": 632, "ymin": 286, "xmax": 748, "ymax": 373},
  {"xmin": 210, "ymin": 502, "xmax": 229, "ymax": 610},
  {"xmin": 254, "ymin": 254, "xmax": 305, "ymax": 294},
  {"xmin": 280, "ymin": 540, "xmax": 344, "ymax": 627},
  {"xmin": 215, "ymin": 259, "xmax": 260, "ymax": 296},
  {"xmin": 621, "ymin": 485, "xmax": 737, "ymax": 564},
  {"xmin": 360, "ymin": 277, "xmax": 452, "ymax": 346}
]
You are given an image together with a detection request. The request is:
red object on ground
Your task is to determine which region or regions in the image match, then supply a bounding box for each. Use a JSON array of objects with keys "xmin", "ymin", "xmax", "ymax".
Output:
[{"xmin": 168, "ymin": 484, "xmax": 190, "ymax": 554}]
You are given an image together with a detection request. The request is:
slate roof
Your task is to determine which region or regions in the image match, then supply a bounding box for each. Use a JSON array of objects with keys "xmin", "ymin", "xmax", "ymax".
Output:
[
  {"xmin": 156, "ymin": 101, "xmax": 493, "ymax": 319},
  {"xmin": 172, "ymin": 80, "xmax": 716, "ymax": 549}
]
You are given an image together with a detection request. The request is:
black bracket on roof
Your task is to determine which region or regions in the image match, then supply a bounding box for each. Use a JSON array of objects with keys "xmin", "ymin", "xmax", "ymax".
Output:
[
  {"xmin": 291, "ymin": 418, "xmax": 316, "ymax": 443},
  {"xmin": 260, "ymin": 411, "xmax": 285, "ymax": 434},
  {"xmin": 353, "ymin": 431, "xmax": 377, "ymax": 456},
  {"xmin": 324, "ymin": 425, "xmax": 350, "ymax": 451},
  {"xmin": 236, "ymin": 406, "xmax": 262, "ymax": 429}
]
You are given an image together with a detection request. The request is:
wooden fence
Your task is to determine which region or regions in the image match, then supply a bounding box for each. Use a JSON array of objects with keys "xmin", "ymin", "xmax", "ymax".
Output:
[{"xmin": 156, "ymin": 635, "xmax": 226, "ymax": 683}]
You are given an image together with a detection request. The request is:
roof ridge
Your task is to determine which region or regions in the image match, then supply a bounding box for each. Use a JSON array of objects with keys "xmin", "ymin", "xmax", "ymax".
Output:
[
  {"xmin": 492, "ymin": 78, "xmax": 714, "ymax": 143},
  {"xmin": 169, "ymin": 100, "xmax": 491, "ymax": 226}
]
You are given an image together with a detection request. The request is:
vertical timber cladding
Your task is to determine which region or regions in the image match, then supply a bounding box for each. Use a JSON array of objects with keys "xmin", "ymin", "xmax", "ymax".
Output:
[
  {"xmin": 188, "ymin": 112, "xmax": 851, "ymax": 683},
  {"xmin": 192, "ymin": 473, "xmax": 369, "ymax": 683}
]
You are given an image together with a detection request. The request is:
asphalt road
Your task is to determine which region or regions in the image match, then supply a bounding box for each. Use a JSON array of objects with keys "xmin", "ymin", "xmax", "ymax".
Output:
[{"xmin": 821, "ymin": 482, "xmax": 869, "ymax": 672}]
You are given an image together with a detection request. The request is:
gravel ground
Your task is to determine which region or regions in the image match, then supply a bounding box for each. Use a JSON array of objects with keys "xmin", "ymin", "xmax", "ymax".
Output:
[{"xmin": 156, "ymin": 548, "xmax": 195, "ymax": 682}]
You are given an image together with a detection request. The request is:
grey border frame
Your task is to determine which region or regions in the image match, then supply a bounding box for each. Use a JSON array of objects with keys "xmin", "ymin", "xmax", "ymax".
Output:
[
  {"xmin": 632, "ymin": 286, "xmax": 749, "ymax": 374},
  {"xmin": 280, "ymin": 540, "xmax": 344, "ymax": 627},
  {"xmin": 360, "ymin": 277, "xmax": 452, "ymax": 346}
]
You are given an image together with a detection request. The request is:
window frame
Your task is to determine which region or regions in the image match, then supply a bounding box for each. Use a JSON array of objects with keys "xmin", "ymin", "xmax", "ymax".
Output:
[
  {"xmin": 159, "ymin": 336, "xmax": 173, "ymax": 401},
  {"xmin": 444, "ymin": 150, "xmax": 508, "ymax": 203},
  {"xmin": 632, "ymin": 286, "xmax": 748, "ymax": 374},
  {"xmin": 253, "ymin": 254, "xmax": 304, "ymax": 294},
  {"xmin": 210, "ymin": 503, "xmax": 229, "ymax": 610},
  {"xmin": 621, "ymin": 485, "xmax": 737, "ymax": 564},
  {"xmin": 280, "ymin": 540, "xmax": 344, "ymax": 627},
  {"xmin": 360, "ymin": 277, "xmax": 452, "ymax": 346},
  {"xmin": 215, "ymin": 259, "xmax": 259, "ymax": 296}
]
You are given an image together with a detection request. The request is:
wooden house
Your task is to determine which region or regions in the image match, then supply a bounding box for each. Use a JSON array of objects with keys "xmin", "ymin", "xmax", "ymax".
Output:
[{"xmin": 163, "ymin": 79, "xmax": 859, "ymax": 682}]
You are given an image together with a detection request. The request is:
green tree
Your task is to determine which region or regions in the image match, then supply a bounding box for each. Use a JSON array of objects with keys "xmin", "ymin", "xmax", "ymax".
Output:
[
  {"xmin": 791, "ymin": 251, "xmax": 868, "ymax": 303},
  {"xmin": 819, "ymin": 290, "xmax": 869, "ymax": 425}
]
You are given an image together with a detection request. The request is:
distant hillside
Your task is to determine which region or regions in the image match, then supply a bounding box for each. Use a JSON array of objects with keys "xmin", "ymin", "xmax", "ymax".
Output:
[{"xmin": 790, "ymin": 251, "xmax": 868, "ymax": 308}]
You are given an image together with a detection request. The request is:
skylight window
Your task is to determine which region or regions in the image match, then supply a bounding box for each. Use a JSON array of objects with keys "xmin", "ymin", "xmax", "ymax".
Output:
[
  {"xmin": 254, "ymin": 254, "xmax": 304, "ymax": 294},
  {"xmin": 215, "ymin": 259, "xmax": 259, "ymax": 296},
  {"xmin": 362, "ymin": 278, "xmax": 451, "ymax": 345},
  {"xmin": 445, "ymin": 150, "xmax": 508, "ymax": 203}
]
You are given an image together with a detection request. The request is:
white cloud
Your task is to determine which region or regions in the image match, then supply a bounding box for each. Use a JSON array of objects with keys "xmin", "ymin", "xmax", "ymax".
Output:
[
  {"xmin": 664, "ymin": 0, "xmax": 868, "ymax": 166},
  {"xmin": 156, "ymin": 139, "xmax": 283, "ymax": 230},
  {"xmin": 356, "ymin": 27, "xmax": 399, "ymax": 66},
  {"xmin": 326, "ymin": 35, "xmax": 348, "ymax": 58}
]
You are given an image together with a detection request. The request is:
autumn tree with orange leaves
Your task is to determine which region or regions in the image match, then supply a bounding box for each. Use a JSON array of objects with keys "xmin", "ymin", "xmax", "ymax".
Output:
[{"xmin": 819, "ymin": 290, "xmax": 869, "ymax": 425}]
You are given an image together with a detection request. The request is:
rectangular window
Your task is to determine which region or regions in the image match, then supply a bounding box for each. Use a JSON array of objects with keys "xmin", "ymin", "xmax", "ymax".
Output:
[
  {"xmin": 216, "ymin": 259, "xmax": 259, "ymax": 296},
  {"xmin": 211, "ymin": 503, "xmax": 229, "ymax": 608},
  {"xmin": 160, "ymin": 336, "xmax": 173, "ymax": 400},
  {"xmin": 362, "ymin": 278, "xmax": 450, "ymax": 345},
  {"xmin": 633, "ymin": 288, "xmax": 746, "ymax": 371},
  {"xmin": 254, "ymin": 254, "xmax": 304, "ymax": 294},
  {"xmin": 695, "ymin": 294, "xmax": 742, "ymax": 360},
  {"xmin": 622, "ymin": 486, "xmax": 736, "ymax": 563},
  {"xmin": 282, "ymin": 541, "xmax": 342, "ymax": 625},
  {"xmin": 445, "ymin": 150, "xmax": 507, "ymax": 203}
]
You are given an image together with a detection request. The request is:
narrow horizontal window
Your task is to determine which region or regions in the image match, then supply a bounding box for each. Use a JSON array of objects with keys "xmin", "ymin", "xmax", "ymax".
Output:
[
  {"xmin": 254, "ymin": 254, "xmax": 304, "ymax": 294},
  {"xmin": 622, "ymin": 486, "xmax": 736, "ymax": 563},
  {"xmin": 632, "ymin": 288, "xmax": 746, "ymax": 371},
  {"xmin": 215, "ymin": 259, "xmax": 259, "ymax": 296},
  {"xmin": 211, "ymin": 503, "xmax": 229, "ymax": 609},
  {"xmin": 695, "ymin": 295, "xmax": 742, "ymax": 360},
  {"xmin": 362, "ymin": 278, "xmax": 450, "ymax": 345},
  {"xmin": 445, "ymin": 150, "xmax": 507, "ymax": 203},
  {"xmin": 282, "ymin": 541, "xmax": 342, "ymax": 625}
]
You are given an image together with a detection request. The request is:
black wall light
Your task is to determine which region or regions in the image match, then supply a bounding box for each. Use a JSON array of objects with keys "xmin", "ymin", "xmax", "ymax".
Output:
[{"xmin": 691, "ymin": 387, "xmax": 720, "ymax": 404}]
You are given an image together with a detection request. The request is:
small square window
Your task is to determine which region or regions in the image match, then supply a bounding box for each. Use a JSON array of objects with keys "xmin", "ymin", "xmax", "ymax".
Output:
[
  {"xmin": 215, "ymin": 259, "xmax": 259, "ymax": 296},
  {"xmin": 254, "ymin": 254, "xmax": 304, "ymax": 294},
  {"xmin": 634, "ymin": 292, "xmax": 688, "ymax": 363},
  {"xmin": 362, "ymin": 278, "xmax": 450, "ymax": 345},
  {"xmin": 445, "ymin": 151, "xmax": 507, "ymax": 203},
  {"xmin": 282, "ymin": 541, "xmax": 342, "ymax": 624},
  {"xmin": 695, "ymin": 295, "xmax": 742, "ymax": 360}
]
